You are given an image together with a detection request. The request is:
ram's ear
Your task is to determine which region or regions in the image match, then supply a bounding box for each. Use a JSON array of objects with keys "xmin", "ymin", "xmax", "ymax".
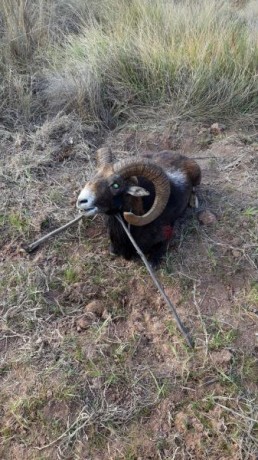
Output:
[{"xmin": 126, "ymin": 185, "xmax": 150, "ymax": 197}]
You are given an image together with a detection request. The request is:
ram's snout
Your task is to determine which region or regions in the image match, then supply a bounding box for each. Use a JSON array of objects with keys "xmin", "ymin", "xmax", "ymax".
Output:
[{"xmin": 77, "ymin": 187, "xmax": 98, "ymax": 216}]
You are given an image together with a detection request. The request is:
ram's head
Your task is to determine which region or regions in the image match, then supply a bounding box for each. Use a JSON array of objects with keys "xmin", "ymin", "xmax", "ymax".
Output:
[{"xmin": 77, "ymin": 148, "xmax": 170, "ymax": 226}]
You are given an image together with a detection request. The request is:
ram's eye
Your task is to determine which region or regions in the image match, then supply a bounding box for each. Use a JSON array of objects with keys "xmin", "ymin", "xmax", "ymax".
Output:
[{"xmin": 112, "ymin": 183, "xmax": 120, "ymax": 189}]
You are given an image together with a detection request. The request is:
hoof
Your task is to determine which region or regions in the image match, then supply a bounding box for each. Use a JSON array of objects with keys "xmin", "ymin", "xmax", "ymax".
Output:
[
  {"xmin": 109, "ymin": 244, "xmax": 119, "ymax": 257},
  {"xmin": 189, "ymin": 189, "xmax": 199, "ymax": 209}
]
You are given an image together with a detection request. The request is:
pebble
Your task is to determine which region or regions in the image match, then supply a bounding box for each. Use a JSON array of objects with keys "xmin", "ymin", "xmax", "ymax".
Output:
[
  {"xmin": 198, "ymin": 210, "xmax": 217, "ymax": 225},
  {"xmin": 84, "ymin": 300, "xmax": 104, "ymax": 317},
  {"xmin": 210, "ymin": 123, "xmax": 226, "ymax": 135},
  {"xmin": 210, "ymin": 349, "xmax": 233, "ymax": 365},
  {"xmin": 232, "ymin": 249, "xmax": 242, "ymax": 258},
  {"xmin": 76, "ymin": 317, "xmax": 90, "ymax": 331}
]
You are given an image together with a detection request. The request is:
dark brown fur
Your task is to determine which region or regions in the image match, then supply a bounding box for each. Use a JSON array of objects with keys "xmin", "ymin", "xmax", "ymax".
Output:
[{"xmin": 81, "ymin": 151, "xmax": 201, "ymax": 266}]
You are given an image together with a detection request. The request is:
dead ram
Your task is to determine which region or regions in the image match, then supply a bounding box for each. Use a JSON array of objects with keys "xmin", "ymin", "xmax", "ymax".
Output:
[{"xmin": 77, "ymin": 148, "xmax": 201, "ymax": 266}]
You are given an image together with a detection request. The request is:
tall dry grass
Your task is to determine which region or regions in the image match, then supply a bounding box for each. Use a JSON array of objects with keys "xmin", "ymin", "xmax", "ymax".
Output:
[
  {"xmin": 0, "ymin": 0, "xmax": 89, "ymax": 125},
  {"xmin": 0, "ymin": 0, "xmax": 50, "ymax": 124},
  {"xmin": 1, "ymin": 0, "xmax": 258, "ymax": 127}
]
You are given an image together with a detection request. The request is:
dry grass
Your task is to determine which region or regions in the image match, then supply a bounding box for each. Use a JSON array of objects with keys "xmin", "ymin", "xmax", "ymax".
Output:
[
  {"xmin": 45, "ymin": 0, "xmax": 258, "ymax": 124},
  {"xmin": 1, "ymin": 115, "xmax": 258, "ymax": 459},
  {"xmin": 1, "ymin": 0, "xmax": 258, "ymax": 126},
  {"xmin": 1, "ymin": 1, "xmax": 258, "ymax": 458},
  {"xmin": 0, "ymin": 0, "xmax": 92, "ymax": 124}
]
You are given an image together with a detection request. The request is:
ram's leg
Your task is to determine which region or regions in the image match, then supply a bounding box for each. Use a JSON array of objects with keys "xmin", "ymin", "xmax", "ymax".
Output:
[
  {"xmin": 189, "ymin": 187, "xmax": 199, "ymax": 209},
  {"xmin": 148, "ymin": 241, "xmax": 168, "ymax": 269},
  {"xmin": 109, "ymin": 243, "xmax": 119, "ymax": 257},
  {"xmin": 109, "ymin": 235, "xmax": 137, "ymax": 260},
  {"xmin": 109, "ymin": 241, "xmax": 136, "ymax": 260},
  {"xmin": 108, "ymin": 215, "xmax": 136, "ymax": 260}
]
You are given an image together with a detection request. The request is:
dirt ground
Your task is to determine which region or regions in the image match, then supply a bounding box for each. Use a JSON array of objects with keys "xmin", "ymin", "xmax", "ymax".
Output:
[{"xmin": 0, "ymin": 115, "xmax": 257, "ymax": 459}]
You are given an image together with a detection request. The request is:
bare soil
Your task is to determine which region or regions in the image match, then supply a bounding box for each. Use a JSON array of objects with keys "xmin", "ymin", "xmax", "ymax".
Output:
[{"xmin": 0, "ymin": 116, "xmax": 257, "ymax": 459}]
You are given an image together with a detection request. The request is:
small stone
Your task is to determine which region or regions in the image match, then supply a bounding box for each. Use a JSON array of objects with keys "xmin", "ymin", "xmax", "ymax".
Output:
[
  {"xmin": 174, "ymin": 411, "xmax": 190, "ymax": 432},
  {"xmin": 211, "ymin": 349, "xmax": 233, "ymax": 365},
  {"xmin": 231, "ymin": 237, "xmax": 241, "ymax": 246},
  {"xmin": 35, "ymin": 337, "xmax": 43, "ymax": 345},
  {"xmin": 84, "ymin": 300, "xmax": 104, "ymax": 317},
  {"xmin": 102, "ymin": 308, "xmax": 110, "ymax": 320},
  {"xmin": 198, "ymin": 210, "xmax": 217, "ymax": 225},
  {"xmin": 76, "ymin": 317, "xmax": 90, "ymax": 331},
  {"xmin": 210, "ymin": 123, "xmax": 226, "ymax": 135},
  {"xmin": 14, "ymin": 133, "xmax": 26, "ymax": 148},
  {"xmin": 232, "ymin": 249, "xmax": 242, "ymax": 258},
  {"xmin": 85, "ymin": 125, "xmax": 96, "ymax": 133},
  {"xmin": 198, "ymin": 127, "xmax": 209, "ymax": 134},
  {"xmin": 46, "ymin": 389, "xmax": 53, "ymax": 398}
]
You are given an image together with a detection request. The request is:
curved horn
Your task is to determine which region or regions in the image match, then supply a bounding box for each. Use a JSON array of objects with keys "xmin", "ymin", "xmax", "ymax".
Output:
[
  {"xmin": 113, "ymin": 159, "xmax": 170, "ymax": 226},
  {"xmin": 96, "ymin": 147, "xmax": 113, "ymax": 167}
]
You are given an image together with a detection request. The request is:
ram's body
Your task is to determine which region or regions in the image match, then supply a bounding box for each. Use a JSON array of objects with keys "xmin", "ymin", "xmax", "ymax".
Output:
[{"xmin": 77, "ymin": 149, "xmax": 201, "ymax": 266}]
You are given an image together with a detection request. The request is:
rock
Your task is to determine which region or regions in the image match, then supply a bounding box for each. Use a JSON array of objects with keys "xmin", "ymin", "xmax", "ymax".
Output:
[
  {"xmin": 231, "ymin": 237, "xmax": 241, "ymax": 246},
  {"xmin": 14, "ymin": 133, "xmax": 26, "ymax": 148},
  {"xmin": 84, "ymin": 125, "xmax": 96, "ymax": 133},
  {"xmin": 102, "ymin": 308, "xmax": 110, "ymax": 320},
  {"xmin": 84, "ymin": 300, "xmax": 104, "ymax": 317},
  {"xmin": 232, "ymin": 249, "xmax": 242, "ymax": 258},
  {"xmin": 174, "ymin": 411, "xmax": 188, "ymax": 432},
  {"xmin": 210, "ymin": 349, "xmax": 233, "ymax": 365},
  {"xmin": 46, "ymin": 389, "xmax": 53, "ymax": 398},
  {"xmin": 198, "ymin": 127, "xmax": 209, "ymax": 135},
  {"xmin": 35, "ymin": 337, "xmax": 43, "ymax": 345},
  {"xmin": 198, "ymin": 210, "xmax": 217, "ymax": 225},
  {"xmin": 61, "ymin": 135, "xmax": 74, "ymax": 147},
  {"xmin": 76, "ymin": 317, "xmax": 91, "ymax": 332},
  {"xmin": 210, "ymin": 123, "xmax": 226, "ymax": 135}
]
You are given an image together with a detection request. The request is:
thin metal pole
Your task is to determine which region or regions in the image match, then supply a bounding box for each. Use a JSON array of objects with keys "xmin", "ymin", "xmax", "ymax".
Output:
[
  {"xmin": 116, "ymin": 215, "xmax": 194, "ymax": 348},
  {"xmin": 26, "ymin": 212, "xmax": 195, "ymax": 347},
  {"xmin": 26, "ymin": 214, "xmax": 84, "ymax": 253}
]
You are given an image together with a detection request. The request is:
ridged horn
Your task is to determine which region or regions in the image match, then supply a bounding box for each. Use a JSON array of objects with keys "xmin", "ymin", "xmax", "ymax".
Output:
[
  {"xmin": 96, "ymin": 147, "xmax": 113, "ymax": 167},
  {"xmin": 113, "ymin": 159, "xmax": 170, "ymax": 226}
]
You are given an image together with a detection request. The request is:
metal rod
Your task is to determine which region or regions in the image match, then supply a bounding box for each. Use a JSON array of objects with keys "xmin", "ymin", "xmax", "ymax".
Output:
[
  {"xmin": 26, "ymin": 214, "xmax": 84, "ymax": 253},
  {"xmin": 115, "ymin": 214, "xmax": 194, "ymax": 348}
]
